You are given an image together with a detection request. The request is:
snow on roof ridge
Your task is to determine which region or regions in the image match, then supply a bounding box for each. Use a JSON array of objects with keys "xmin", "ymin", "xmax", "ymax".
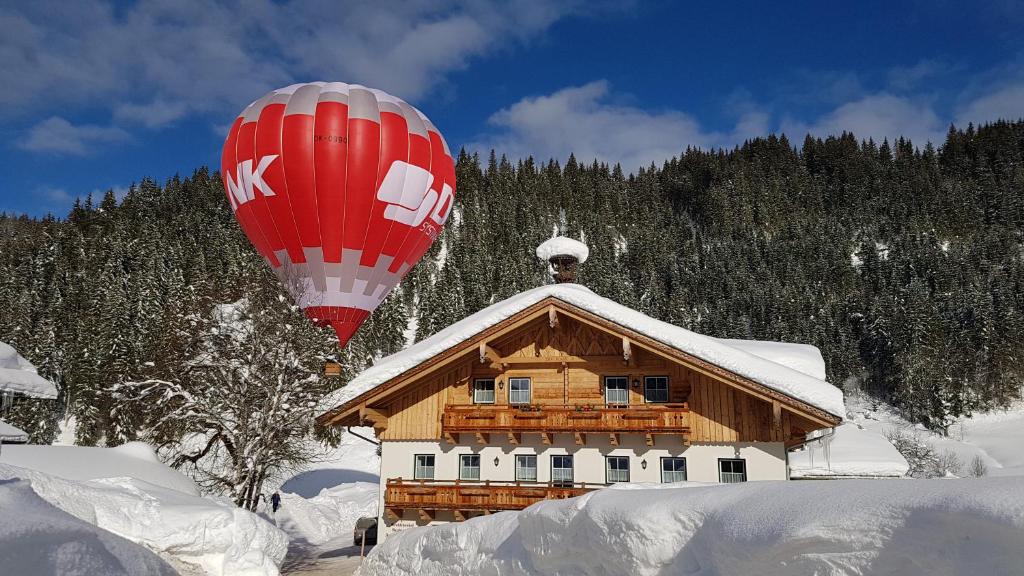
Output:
[
  {"xmin": 324, "ymin": 284, "xmax": 844, "ymax": 418},
  {"xmin": 0, "ymin": 342, "xmax": 58, "ymax": 399},
  {"xmin": 714, "ymin": 338, "xmax": 827, "ymax": 381}
]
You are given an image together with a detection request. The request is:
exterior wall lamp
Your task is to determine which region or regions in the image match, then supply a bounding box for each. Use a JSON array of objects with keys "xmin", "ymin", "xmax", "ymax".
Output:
[
  {"xmin": 641, "ymin": 459, "xmax": 648, "ymax": 470},
  {"xmin": 497, "ymin": 378, "xmax": 504, "ymax": 390},
  {"xmin": 494, "ymin": 456, "xmax": 500, "ymax": 467},
  {"xmin": 632, "ymin": 378, "xmax": 641, "ymax": 388}
]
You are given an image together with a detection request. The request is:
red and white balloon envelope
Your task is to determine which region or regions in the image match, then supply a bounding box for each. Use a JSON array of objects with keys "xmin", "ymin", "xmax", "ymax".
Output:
[{"xmin": 221, "ymin": 82, "xmax": 455, "ymax": 347}]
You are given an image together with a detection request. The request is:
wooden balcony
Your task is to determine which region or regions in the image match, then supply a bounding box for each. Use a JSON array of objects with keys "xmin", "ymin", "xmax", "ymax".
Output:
[
  {"xmin": 441, "ymin": 403, "xmax": 691, "ymax": 446},
  {"xmin": 384, "ymin": 478, "xmax": 599, "ymax": 520}
]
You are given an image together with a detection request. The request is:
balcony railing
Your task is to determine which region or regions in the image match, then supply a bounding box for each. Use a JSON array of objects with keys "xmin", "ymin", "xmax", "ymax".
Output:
[
  {"xmin": 384, "ymin": 478, "xmax": 599, "ymax": 516},
  {"xmin": 442, "ymin": 403, "xmax": 690, "ymax": 436}
]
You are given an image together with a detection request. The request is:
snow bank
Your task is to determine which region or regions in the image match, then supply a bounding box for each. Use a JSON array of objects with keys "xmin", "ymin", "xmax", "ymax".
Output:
[
  {"xmin": 0, "ymin": 453, "xmax": 289, "ymax": 575},
  {"xmin": 0, "ymin": 478, "xmax": 176, "ymax": 576},
  {"xmin": 535, "ymin": 236, "xmax": 589, "ymax": 263},
  {"xmin": 361, "ymin": 478, "xmax": 1024, "ymax": 576},
  {"xmin": 275, "ymin": 427, "xmax": 381, "ymax": 545},
  {"xmin": 324, "ymin": 284, "xmax": 844, "ymax": 418},
  {"xmin": 1, "ymin": 442, "xmax": 200, "ymax": 495},
  {"xmin": 275, "ymin": 482, "xmax": 378, "ymax": 546},
  {"xmin": 790, "ymin": 422, "xmax": 909, "ymax": 478},
  {"xmin": 0, "ymin": 341, "xmax": 58, "ymax": 399}
]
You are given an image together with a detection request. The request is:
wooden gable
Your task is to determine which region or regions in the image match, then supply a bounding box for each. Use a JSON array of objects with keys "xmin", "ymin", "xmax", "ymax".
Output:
[{"xmin": 318, "ymin": 297, "xmax": 841, "ymax": 442}]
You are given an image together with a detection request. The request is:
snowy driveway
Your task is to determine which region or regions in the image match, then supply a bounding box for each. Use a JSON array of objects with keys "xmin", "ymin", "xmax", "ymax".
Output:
[{"xmin": 282, "ymin": 535, "xmax": 372, "ymax": 576}]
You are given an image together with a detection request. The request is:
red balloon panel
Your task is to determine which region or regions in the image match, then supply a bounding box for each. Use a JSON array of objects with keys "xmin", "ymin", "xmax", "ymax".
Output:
[{"xmin": 222, "ymin": 82, "xmax": 455, "ymax": 347}]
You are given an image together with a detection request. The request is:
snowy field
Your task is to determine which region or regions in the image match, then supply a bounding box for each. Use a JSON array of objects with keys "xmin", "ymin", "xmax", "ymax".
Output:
[
  {"xmin": 4, "ymin": 397, "xmax": 1023, "ymax": 575},
  {"xmin": 360, "ymin": 477, "xmax": 1024, "ymax": 576},
  {"xmin": 844, "ymin": 393, "xmax": 1024, "ymax": 477}
]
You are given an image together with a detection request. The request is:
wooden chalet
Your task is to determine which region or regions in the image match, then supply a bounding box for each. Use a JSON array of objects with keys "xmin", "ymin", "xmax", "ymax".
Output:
[{"xmin": 318, "ymin": 241, "xmax": 844, "ymax": 538}]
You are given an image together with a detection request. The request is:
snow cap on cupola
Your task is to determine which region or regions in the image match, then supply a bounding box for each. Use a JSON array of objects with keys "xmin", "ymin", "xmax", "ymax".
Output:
[{"xmin": 536, "ymin": 236, "xmax": 589, "ymax": 284}]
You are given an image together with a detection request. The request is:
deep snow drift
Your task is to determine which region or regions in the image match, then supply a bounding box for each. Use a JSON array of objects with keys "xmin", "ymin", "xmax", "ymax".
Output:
[
  {"xmin": 1, "ymin": 442, "xmax": 201, "ymax": 494},
  {"xmin": 274, "ymin": 427, "xmax": 380, "ymax": 546},
  {"xmin": 0, "ymin": 478, "xmax": 176, "ymax": 576},
  {"xmin": 360, "ymin": 478, "xmax": 1024, "ymax": 576},
  {"xmin": 0, "ymin": 443, "xmax": 288, "ymax": 576}
]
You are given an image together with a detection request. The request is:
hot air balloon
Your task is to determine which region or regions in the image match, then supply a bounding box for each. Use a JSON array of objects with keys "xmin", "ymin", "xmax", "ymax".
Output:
[{"xmin": 221, "ymin": 82, "xmax": 455, "ymax": 347}]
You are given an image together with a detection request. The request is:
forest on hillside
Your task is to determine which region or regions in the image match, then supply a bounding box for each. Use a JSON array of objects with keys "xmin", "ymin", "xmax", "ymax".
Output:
[{"xmin": 2, "ymin": 121, "xmax": 1022, "ymax": 453}]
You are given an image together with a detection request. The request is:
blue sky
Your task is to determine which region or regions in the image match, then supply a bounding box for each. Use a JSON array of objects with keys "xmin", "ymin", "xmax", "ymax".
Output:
[{"xmin": 2, "ymin": 0, "xmax": 1023, "ymax": 216}]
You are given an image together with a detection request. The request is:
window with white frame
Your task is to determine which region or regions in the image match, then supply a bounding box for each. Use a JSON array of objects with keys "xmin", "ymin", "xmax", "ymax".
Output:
[
  {"xmin": 719, "ymin": 459, "xmax": 747, "ymax": 483},
  {"xmin": 515, "ymin": 454, "xmax": 537, "ymax": 482},
  {"xmin": 509, "ymin": 377, "xmax": 531, "ymax": 404},
  {"xmin": 473, "ymin": 379, "xmax": 495, "ymax": 404},
  {"xmin": 644, "ymin": 376, "xmax": 669, "ymax": 403},
  {"xmin": 606, "ymin": 456, "xmax": 630, "ymax": 483},
  {"xmin": 459, "ymin": 454, "xmax": 481, "ymax": 480},
  {"xmin": 414, "ymin": 454, "xmax": 435, "ymax": 480},
  {"xmin": 604, "ymin": 376, "xmax": 629, "ymax": 405},
  {"xmin": 661, "ymin": 457, "xmax": 687, "ymax": 482},
  {"xmin": 551, "ymin": 455, "xmax": 574, "ymax": 485}
]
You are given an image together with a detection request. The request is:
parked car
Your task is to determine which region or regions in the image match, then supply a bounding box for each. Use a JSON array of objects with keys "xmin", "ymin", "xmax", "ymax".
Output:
[{"xmin": 354, "ymin": 516, "xmax": 377, "ymax": 546}]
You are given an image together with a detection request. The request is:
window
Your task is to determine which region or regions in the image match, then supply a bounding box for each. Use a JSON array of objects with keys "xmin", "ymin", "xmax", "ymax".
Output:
[
  {"xmin": 605, "ymin": 376, "xmax": 629, "ymax": 405},
  {"xmin": 460, "ymin": 454, "xmax": 481, "ymax": 480},
  {"xmin": 661, "ymin": 457, "xmax": 687, "ymax": 483},
  {"xmin": 515, "ymin": 455, "xmax": 537, "ymax": 482},
  {"xmin": 473, "ymin": 379, "xmax": 495, "ymax": 404},
  {"xmin": 414, "ymin": 454, "xmax": 435, "ymax": 480},
  {"xmin": 551, "ymin": 455, "xmax": 574, "ymax": 486},
  {"xmin": 509, "ymin": 377, "xmax": 531, "ymax": 404},
  {"xmin": 719, "ymin": 459, "xmax": 747, "ymax": 483},
  {"xmin": 644, "ymin": 376, "xmax": 669, "ymax": 403},
  {"xmin": 606, "ymin": 456, "xmax": 630, "ymax": 483}
]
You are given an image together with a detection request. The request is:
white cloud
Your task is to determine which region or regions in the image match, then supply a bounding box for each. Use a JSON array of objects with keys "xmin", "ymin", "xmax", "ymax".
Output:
[
  {"xmin": 2, "ymin": 0, "xmax": 580, "ymax": 131},
  {"xmin": 19, "ymin": 116, "xmax": 130, "ymax": 155},
  {"xmin": 114, "ymin": 100, "xmax": 189, "ymax": 129},
  {"xmin": 955, "ymin": 82, "xmax": 1024, "ymax": 126},
  {"xmin": 470, "ymin": 80, "xmax": 765, "ymax": 170},
  {"xmin": 781, "ymin": 94, "xmax": 947, "ymax": 146},
  {"xmin": 36, "ymin": 186, "xmax": 74, "ymax": 206}
]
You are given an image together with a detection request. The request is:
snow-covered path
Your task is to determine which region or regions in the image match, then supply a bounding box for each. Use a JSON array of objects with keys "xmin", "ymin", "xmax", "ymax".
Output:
[{"xmin": 281, "ymin": 535, "xmax": 371, "ymax": 576}]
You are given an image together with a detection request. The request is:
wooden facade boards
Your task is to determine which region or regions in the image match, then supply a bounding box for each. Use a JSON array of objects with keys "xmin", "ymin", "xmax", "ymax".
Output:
[{"xmin": 366, "ymin": 313, "xmax": 818, "ymax": 444}]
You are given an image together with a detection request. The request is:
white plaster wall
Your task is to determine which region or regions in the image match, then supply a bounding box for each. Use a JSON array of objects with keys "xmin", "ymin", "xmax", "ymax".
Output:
[{"xmin": 377, "ymin": 433, "xmax": 787, "ymax": 538}]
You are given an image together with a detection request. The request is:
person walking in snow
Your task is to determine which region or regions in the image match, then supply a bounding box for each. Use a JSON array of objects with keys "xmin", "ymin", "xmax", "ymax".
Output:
[{"xmin": 270, "ymin": 491, "xmax": 281, "ymax": 513}]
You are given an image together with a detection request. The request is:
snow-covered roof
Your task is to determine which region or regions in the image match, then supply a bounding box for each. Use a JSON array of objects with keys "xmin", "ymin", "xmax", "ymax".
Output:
[
  {"xmin": 0, "ymin": 419, "xmax": 28, "ymax": 443},
  {"xmin": 789, "ymin": 423, "xmax": 909, "ymax": 478},
  {"xmin": 0, "ymin": 342, "xmax": 58, "ymax": 399},
  {"xmin": 536, "ymin": 236, "xmax": 589, "ymax": 263},
  {"xmin": 715, "ymin": 338, "xmax": 826, "ymax": 380},
  {"xmin": 324, "ymin": 284, "xmax": 845, "ymax": 418}
]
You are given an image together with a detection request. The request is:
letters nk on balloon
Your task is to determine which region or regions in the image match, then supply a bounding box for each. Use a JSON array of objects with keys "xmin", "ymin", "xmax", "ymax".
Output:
[{"xmin": 221, "ymin": 82, "xmax": 456, "ymax": 347}]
